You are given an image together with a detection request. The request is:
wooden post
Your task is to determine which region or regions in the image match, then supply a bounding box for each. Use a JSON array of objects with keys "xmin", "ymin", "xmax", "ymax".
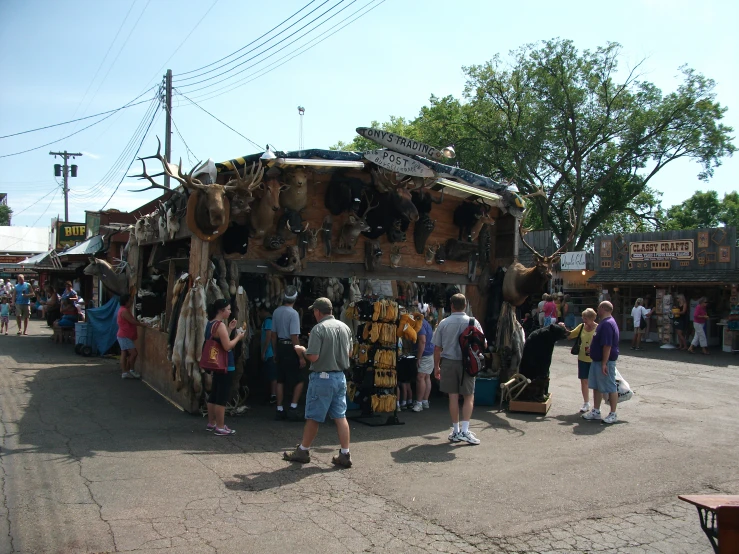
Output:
[
  {"xmin": 188, "ymin": 236, "xmax": 210, "ymax": 282},
  {"xmin": 164, "ymin": 259, "xmax": 176, "ymax": 328}
]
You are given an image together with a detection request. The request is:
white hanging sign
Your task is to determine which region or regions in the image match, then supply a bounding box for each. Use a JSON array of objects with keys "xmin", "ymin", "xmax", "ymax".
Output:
[
  {"xmin": 364, "ymin": 149, "xmax": 435, "ymax": 178},
  {"xmin": 560, "ymin": 251, "xmax": 587, "ymax": 270}
]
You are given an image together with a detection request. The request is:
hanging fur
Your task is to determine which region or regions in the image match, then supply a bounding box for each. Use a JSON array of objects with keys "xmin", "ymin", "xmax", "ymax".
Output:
[
  {"xmin": 495, "ymin": 301, "xmax": 525, "ymax": 383},
  {"xmin": 171, "ymin": 287, "xmax": 192, "ymax": 390},
  {"xmin": 214, "ymin": 256, "xmax": 230, "ymax": 298},
  {"xmin": 228, "ymin": 260, "xmax": 239, "ymax": 296},
  {"xmin": 185, "ymin": 283, "xmax": 207, "ymax": 394}
]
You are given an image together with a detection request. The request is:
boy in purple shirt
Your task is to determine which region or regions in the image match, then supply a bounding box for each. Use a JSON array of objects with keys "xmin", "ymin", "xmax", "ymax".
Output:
[{"xmin": 583, "ymin": 301, "xmax": 620, "ymax": 424}]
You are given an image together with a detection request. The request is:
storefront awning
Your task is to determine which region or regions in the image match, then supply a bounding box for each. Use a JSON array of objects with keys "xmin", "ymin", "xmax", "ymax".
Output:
[
  {"xmin": 589, "ymin": 271, "xmax": 739, "ymax": 284},
  {"xmin": 60, "ymin": 235, "xmax": 104, "ymax": 257}
]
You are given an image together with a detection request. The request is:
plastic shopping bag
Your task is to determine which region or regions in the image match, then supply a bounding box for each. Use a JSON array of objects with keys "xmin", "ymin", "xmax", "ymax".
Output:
[{"xmin": 614, "ymin": 368, "xmax": 633, "ymax": 403}]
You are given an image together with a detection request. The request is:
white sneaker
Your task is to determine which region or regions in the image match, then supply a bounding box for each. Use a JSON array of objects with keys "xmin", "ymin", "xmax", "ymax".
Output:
[
  {"xmin": 582, "ymin": 409, "xmax": 601, "ymax": 421},
  {"xmin": 603, "ymin": 412, "xmax": 618, "ymax": 424},
  {"xmin": 121, "ymin": 372, "xmax": 137, "ymax": 379},
  {"xmin": 128, "ymin": 370, "xmax": 141, "ymax": 379},
  {"xmin": 422, "ymin": 400, "xmax": 430, "ymax": 409},
  {"xmin": 457, "ymin": 430, "xmax": 481, "ymax": 445},
  {"xmin": 579, "ymin": 402, "xmax": 591, "ymax": 413},
  {"xmin": 448, "ymin": 429, "xmax": 461, "ymax": 442},
  {"xmin": 411, "ymin": 402, "xmax": 423, "ymax": 412}
]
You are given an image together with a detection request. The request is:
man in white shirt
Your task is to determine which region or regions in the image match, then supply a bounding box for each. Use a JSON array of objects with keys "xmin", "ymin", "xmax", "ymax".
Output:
[{"xmin": 432, "ymin": 293, "xmax": 486, "ymax": 445}]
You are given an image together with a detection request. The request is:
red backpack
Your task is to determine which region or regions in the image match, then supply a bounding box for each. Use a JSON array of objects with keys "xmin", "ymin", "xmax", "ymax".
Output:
[{"xmin": 459, "ymin": 317, "xmax": 486, "ymax": 379}]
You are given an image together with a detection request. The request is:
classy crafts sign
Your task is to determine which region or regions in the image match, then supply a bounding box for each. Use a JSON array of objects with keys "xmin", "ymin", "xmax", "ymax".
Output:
[
  {"xmin": 356, "ymin": 127, "xmax": 452, "ymax": 160},
  {"xmin": 560, "ymin": 251, "xmax": 587, "ymax": 270},
  {"xmin": 629, "ymin": 239, "xmax": 694, "ymax": 261},
  {"xmin": 364, "ymin": 149, "xmax": 435, "ymax": 177}
]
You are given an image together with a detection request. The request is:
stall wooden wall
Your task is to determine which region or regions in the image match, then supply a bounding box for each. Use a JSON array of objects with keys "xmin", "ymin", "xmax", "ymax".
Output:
[{"xmin": 222, "ymin": 175, "xmax": 502, "ymax": 284}]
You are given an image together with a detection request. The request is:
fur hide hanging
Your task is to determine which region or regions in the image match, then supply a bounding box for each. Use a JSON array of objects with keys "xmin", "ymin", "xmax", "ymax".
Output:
[
  {"xmin": 495, "ymin": 301, "xmax": 525, "ymax": 383},
  {"xmin": 186, "ymin": 283, "xmax": 207, "ymax": 395},
  {"xmin": 171, "ymin": 287, "xmax": 192, "ymax": 390}
]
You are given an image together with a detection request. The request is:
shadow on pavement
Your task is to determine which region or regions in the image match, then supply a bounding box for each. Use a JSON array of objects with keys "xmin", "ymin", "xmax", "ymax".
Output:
[
  {"xmin": 391, "ymin": 442, "xmax": 458, "ymax": 464},
  {"xmin": 557, "ymin": 341, "xmax": 738, "ymax": 368},
  {"xmin": 225, "ymin": 464, "xmax": 327, "ymax": 491}
]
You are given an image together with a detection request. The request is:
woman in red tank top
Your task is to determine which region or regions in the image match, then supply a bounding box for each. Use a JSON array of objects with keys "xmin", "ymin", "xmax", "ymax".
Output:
[{"xmin": 117, "ymin": 293, "xmax": 148, "ymax": 379}]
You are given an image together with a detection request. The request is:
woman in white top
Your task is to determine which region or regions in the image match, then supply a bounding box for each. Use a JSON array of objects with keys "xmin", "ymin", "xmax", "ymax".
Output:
[{"xmin": 631, "ymin": 298, "xmax": 651, "ymax": 351}]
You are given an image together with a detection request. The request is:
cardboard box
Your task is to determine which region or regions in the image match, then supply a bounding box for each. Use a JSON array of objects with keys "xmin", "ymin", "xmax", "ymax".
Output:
[{"xmin": 509, "ymin": 395, "xmax": 552, "ymax": 415}]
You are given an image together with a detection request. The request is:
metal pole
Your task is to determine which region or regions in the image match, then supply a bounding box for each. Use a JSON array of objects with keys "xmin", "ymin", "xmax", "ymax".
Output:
[
  {"xmin": 164, "ymin": 69, "xmax": 173, "ymax": 189},
  {"xmin": 63, "ymin": 151, "xmax": 69, "ymax": 221}
]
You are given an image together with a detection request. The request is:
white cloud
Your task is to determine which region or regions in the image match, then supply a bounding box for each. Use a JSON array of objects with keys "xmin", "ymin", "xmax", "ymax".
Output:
[{"xmin": 80, "ymin": 151, "xmax": 101, "ymax": 160}]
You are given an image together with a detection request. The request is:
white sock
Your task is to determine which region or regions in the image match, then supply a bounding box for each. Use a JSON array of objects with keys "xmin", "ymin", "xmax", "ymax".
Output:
[
  {"xmin": 452, "ymin": 422, "xmax": 460, "ymax": 433},
  {"xmin": 299, "ymin": 444, "xmax": 309, "ymax": 451},
  {"xmin": 290, "ymin": 403, "xmax": 297, "ymax": 409},
  {"xmin": 276, "ymin": 406, "xmax": 284, "ymax": 412},
  {"xmin": 340, "ymin": 448, "xmax": 349, "ymax": 454},
  {"xmin": 461, "ymin": 421, "xmax": 470, "ymax": 434}
]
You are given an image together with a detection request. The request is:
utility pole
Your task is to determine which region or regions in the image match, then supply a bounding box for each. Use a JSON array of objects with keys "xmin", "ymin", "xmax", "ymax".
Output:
[
  {"xmin": 163, "ymin": 69, "xmax": 173, "ymax": 188},
  {"xmin": 297, "ymin": 106, "xmax": 305, "ymax": 151},
  {"xmin": 49, "ymin": 151, "xmax": 82, "ymax": 222}
]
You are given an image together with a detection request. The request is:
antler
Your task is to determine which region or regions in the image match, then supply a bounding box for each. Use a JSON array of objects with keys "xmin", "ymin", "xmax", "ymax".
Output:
[
  {"xmin": 128, "ymin": 158, "xmax": 173, "ymax": 193},
  {"xmin": 360, "ymin": 190, "xmax": 379, "ymax": 219},
  {"xmin": 224, "ymin": 162, "xmax": 264, "ymax": 193},
  {"xmin": 551, "ymin": 208, "xmax": 577, "ymax": 257},
  {"xmin": 520, "ymin": 184, "xmax": 547, "ymax": 200},
  {"xmin": 131, "ymin": 136, "xmax": 207, "ymax": 193}
]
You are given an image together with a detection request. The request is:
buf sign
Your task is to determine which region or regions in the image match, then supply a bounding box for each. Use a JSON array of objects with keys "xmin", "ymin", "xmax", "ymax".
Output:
[
  {"xmin": 57, "ymin": 222, "xmax": 86, "ymax": 249},
  {"xmin": 560, "ymin": 251, "xmax": 587, "ymax": 270}
]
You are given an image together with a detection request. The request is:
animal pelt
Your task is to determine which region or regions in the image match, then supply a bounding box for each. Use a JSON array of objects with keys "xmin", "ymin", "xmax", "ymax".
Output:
[
  {"xmin": 171, "ymin": 287, "xmax": 191, "ymax": 389},
  {"xmin": 221, "ymin": 224, "xmax": 249, "ymax": 255},
  {"xmin": 228, "ymin": 260, "xmax": 239, "ymax": 296},
  {"xmin": 230, "ymin": 289, "xmax": 249, "ymax": 401},
  {"xmin": 213, "ymin": 256, "xmax": 230, "ymax": 298},
  {"xmin": 325, "ymin": 172, "xmax": 365, "ymax": 215},
  {"xmin": 515, "ymin": 323, "xmax": 569, "ymax": 401},
  {"xmin": 495, "ymin": 301, "xmax": 525, "ymax": 383},
  {"xmin": 185, "ymin": 284, "xmax": 207, "ymax": 394},
  {"xmin": 168, "ymin": 274, "xmax": 190, "ymax": 364},
  {"xmin": 206, "ymin": 278, "xmax": 224, "ymax": 307},
  {"xmin": 413, "ymin": 214, "xmax": 435, "ymax": 254}
]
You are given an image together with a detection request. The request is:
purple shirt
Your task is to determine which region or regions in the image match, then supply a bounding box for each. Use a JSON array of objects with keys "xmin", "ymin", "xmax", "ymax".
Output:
[
  {"xmin": 417, "ymin": 318, "xmax": 434, "ymax": 357},
  {"xmin": 589, "ymin": 316, "xmax": 619, "ymax": 362}
]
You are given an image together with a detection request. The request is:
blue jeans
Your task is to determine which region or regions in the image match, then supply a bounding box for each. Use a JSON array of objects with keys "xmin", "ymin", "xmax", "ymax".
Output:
[
  {"xmin": 304, "ymin": 371, "xmax": 347, "ymax": 423},
  {"xmin": 588, "ymin": 360, "xmax": 617, "ymax": 394}
]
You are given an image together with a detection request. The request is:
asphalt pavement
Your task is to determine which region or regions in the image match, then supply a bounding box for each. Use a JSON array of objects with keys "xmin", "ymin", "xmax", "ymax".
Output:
[{"xmin": 1, "ymin": 320, "xmax": 737, "ymax": 553}]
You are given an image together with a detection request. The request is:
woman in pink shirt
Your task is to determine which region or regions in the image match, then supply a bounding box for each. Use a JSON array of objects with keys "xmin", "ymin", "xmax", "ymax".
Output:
[
  {"xmin": 687, "ymin": 297, "xmax": 709, "ymax": 355},
  {"xmin": 117, "ymin": 293, "xmax": 149, "ymax": 378},
  {"xmin": 543, "ymin": 294, "xmax": 558, "ymax": 326}
]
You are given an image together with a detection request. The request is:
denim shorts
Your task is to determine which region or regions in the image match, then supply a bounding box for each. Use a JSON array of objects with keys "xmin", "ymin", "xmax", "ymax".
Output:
[
  {"xmin": 577, "ymin": 360, "xmax": 591, "ymax": 380},
  {"xmin": 588, "ymin": 360, "xmax": 617, "ymax": 394},
  {"xmin": 304, "ymin": 371, "xmax": 347, "ymax": 423},
  {"xmin": 117, "ymin": 337, "xmax": 136, "ymax": 351}
]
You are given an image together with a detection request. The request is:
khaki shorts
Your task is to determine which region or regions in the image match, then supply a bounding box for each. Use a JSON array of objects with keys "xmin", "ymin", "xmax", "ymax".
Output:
[
  {"xmin": 18, "ymin": 305, "xmax": 30, "ymax": 319},
  {"xmin": 439, "ymin": 358, "xmax": 475, "ymax": 396},
  {"xmin": 417, "ymin": 356, "xmax": 434, "ymax": 375}
]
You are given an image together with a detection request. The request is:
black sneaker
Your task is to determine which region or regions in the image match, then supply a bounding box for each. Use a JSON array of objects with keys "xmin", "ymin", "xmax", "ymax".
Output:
[
  {"xmin": 286, "ymin": 408, "xmax": 304, "ymax": 422},
  {"xmin": 275, "ymin": 409, "xmax": 286, "ymax": 420},
  {"xmin": 269, "ymin": 394, "xmax": 277, "ymax": 404}
]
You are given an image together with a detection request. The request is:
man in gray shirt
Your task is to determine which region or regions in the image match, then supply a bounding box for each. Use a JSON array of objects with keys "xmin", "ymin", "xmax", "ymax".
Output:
[
  {"xmin": 284, "ymin": 297, "xmax": 354, "ymax": 468},
  {"xmin": 432, "ymin": 293, "xmax": 486, "ymax": 446},
  {"xmin": 271, "ymin": 286, "xmax": 304, "ymax": 421}
]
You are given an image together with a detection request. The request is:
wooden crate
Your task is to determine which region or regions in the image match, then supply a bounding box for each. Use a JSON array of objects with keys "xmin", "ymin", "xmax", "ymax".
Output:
[{"xmin": 509, "ymin": 395, "xmax": 552, "ymax": 415}]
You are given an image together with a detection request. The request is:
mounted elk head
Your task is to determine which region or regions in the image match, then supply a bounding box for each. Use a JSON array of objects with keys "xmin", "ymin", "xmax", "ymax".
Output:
[
  {"xmin": 250, "ymin": 172, "xmax": 287, "ymax": 239},
  {"xmin": 372, "ymin": 167, "xmax": 425, "ymax": 223},
  {"xmin": 502, "ymin": 210, "xmax": 577, "ymax": 306},
  {"xmin": 280, "ymin": 168, "xmax": 309, "ymax": 211},
  {"xmin": 225, "ymin": 162, "xmax": 264, "ymax": 225}
]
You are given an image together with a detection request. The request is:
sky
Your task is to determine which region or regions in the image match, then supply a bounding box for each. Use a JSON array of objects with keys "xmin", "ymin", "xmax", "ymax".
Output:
[{"xmin": 1, "ymin": 0, "xmax": 737, "ymax": 231}]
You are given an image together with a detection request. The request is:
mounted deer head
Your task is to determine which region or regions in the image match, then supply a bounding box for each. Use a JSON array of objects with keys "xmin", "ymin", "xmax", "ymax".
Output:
[
  {"xmin": 335, "ymin": 191, "xmax": 379, "ymax": 254},
  {"xmin": 280, "ymin": 168, "xmax": 308, "ymax": 211},
  {"xmin": 502, "ymin": 209, "xmax": 577, "ymax": 306},
  {"xmin": 250, "ymin": 174, "xmax": 286, "ymax": 239}
]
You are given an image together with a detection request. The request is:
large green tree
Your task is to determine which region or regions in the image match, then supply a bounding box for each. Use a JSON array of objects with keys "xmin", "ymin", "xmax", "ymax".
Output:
[
  {"xmin": 335, "ymin": 39, "xmax": 735, "ymax": 251},
  {"xmin": 663, "ymin": 190, "xmax": 739, "ymax": 230},
  {"xmin": 0, "ymin": 205, "xmax": 11, "ymax": 226}
]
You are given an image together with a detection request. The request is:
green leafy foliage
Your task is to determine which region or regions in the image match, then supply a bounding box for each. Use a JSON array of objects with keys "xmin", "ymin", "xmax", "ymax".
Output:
[
  {"xmin": 662, "ymin": 190, "xmax": 739, "ymax": 230},
  {"xmin": 0, "ymin": 204, "xmax": 12, "ymax": 226},
  {"xmin": 334, "ymin": 39, "xmax": 735, "ymax": 251}
]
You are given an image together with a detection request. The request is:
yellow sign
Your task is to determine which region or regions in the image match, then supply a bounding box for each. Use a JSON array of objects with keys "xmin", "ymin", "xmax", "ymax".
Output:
[{"xmin": 629, "ymin": 239, "xmax": 694, "ymax": 261}]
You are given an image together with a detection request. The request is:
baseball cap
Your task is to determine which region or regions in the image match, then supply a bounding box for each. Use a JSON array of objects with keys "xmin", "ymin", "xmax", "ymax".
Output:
[{"xmin": 309, "ymin": 297, "xmax": 332, "ymax": 312}]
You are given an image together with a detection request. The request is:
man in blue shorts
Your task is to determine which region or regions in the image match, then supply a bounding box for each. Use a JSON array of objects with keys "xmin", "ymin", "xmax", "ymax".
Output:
[
  {"xmin": 583, "ymin": 301, "xmax": 620, "ymax": 424},
  {"xmin": 284, "ymin": 297, "xmax": 354, "ymax": 468}
]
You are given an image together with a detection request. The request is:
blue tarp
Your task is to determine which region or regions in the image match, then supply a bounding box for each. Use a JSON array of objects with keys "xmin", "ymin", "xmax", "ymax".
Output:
[{"xmin": 85, "ymin": 297, "xmax": 120, "ymax": 355}]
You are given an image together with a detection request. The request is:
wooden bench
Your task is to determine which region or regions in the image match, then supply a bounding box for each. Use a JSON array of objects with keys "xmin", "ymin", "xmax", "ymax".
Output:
[{"xmin": 679, "ymin": 495, "xmax": 739, "ymax": 554}]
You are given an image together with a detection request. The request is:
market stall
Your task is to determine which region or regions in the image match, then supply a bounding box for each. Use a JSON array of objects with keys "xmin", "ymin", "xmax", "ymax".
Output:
[
  {"xmin": 125, "ymin": 128, "xmax": 529, "ymax": 414},
  {"xmin": 590, "ymin": 228, "xmax": 739, "ymax": 349}
]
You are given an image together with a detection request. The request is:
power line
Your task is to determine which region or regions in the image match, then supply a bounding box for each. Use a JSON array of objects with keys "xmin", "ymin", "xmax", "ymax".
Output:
[
  {"xmin": 70, "ymin": 99, "xmax": 159, "ymax": 200},
  {"xmin": 100, "ymin": 103, "xmax": 161, "ymax": 210},
  {"xmin": 176, "ymin": 0, "xmax": 325, "ymax": 80},
  {"xmin": 8, "ymin": 187, "xmax": 58, "ymax": 217},
  {"xmin": 174, "ymin": 0, "xmax": 350, "ymax": 92},
  {"xmin": 175, "ymin": 90, "xmax": 262, "ymax": 150},
  {"xmin": 190, "ymin": 0, "xmax": 385, "ymax": 104},
  {"xmin": 2, "ymin": 189, "xmax": 60, "ymax": 250},
  {"xmin": 0, "ymin": 94, "xmax": 154, "ymax": 140},
  {"xmin": 61, "ymin": 0, "xmax": 139, "ymax": 138}
]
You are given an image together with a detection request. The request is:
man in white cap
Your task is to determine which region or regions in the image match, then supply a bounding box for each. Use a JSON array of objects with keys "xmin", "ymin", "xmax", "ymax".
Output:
[
  {"xmin": 271, "ymin": 286, "xmax": 305, "ymax": 421},
  {"xmin": 284, "ymin": 297, "xmax": 354, "ymax": 468}
]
